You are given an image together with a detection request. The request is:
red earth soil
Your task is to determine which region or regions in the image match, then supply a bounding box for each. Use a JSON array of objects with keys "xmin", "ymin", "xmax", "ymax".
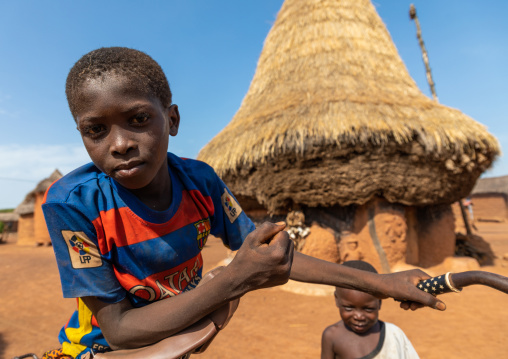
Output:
[{"xmin": 1, "ymin": 222, "xmax": 508, "ymax": 359}]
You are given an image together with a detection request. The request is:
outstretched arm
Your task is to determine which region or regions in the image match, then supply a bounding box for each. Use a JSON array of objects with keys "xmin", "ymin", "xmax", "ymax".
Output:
[
  {"xmin": 83, "ymin": 222, "xmax": 294, "ymax": 350},
  {"xmin": 290, "ymin": 251, "xmax": 446, "ymax": 311}
]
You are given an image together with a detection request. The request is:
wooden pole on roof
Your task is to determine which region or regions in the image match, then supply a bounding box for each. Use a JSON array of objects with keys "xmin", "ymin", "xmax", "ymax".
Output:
[
  {"xmin": 409, "ymin": 4, "xmax": 438, "ymax": 102},
  {"xmin": 410, "ymin": 4, "xmax": 473, "ymax": 236}
]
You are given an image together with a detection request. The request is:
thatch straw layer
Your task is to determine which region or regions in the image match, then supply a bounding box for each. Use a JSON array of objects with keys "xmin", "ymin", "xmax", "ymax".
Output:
[
  {"xmin": 472, "ymin": 175, "xmax": 508, "ymax": 196},
  {"xmin": 15, "ymin": 169, "xmax": 62, "ymax": 216},
  {"xmin": 198, "ymin": 0, "xmax": 499, "ymax": 212}
]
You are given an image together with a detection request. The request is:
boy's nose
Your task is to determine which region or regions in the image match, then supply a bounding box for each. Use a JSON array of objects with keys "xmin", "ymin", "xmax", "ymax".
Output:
[
  {"xmin": 352, "ymin": 311, "xmax": 364, "ymax": 320},
  {"xmin": 110, "ymin": 127, "xmax": 137, "ymax": 155}
]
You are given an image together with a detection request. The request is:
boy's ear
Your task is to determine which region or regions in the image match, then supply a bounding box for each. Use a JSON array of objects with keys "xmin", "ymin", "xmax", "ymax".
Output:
[
  {"xmin": 167, "ymin": 104, "xmax": 180, "ymax": 137},
  {"xmin": 334, "ymin": 289, "xmax": 340, "ymax": 305}
]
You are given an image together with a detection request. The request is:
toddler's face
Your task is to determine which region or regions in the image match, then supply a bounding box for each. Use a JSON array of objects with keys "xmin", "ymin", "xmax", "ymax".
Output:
[
  {"xmin": 74, "ymin": 74, "xmax": 179, "ymax": 191},
  {"xmin": 335, "ymin": 288, "xmax": 381, "ymax": 334}
]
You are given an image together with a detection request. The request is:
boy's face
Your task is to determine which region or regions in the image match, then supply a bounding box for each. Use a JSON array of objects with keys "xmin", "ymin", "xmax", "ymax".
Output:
[
  {"xmin": 334, "ymin": 288, "xmax": 381, "ymax": 334},
  {"xmin": 74, "ymin": 74, "xmax": 179, "ymax": 191}
]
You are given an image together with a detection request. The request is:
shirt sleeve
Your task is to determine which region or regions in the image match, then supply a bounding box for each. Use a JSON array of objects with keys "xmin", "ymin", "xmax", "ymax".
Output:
[
  {"xmin": 42, "ymin": 202, "xmax": 127, "ymax": 303},
  {"xmin": 209, "ymin": 175, "xmax": 255, "ymax": 251}
]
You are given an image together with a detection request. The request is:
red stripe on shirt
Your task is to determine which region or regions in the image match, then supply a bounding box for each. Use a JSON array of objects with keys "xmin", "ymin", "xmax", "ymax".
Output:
[
  {"xmin": 93, "ymin": 190, "xmax": 215, "ymax": 255},
  {"xmin": 114, "ymin": 253, "xmax": 203, "ymax": 301}
]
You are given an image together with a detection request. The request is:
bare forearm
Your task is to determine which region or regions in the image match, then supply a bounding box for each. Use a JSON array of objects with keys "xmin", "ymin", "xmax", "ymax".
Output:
[
  {"xmin": 89, "ymin": 268, "xmax": 245, "ymax": 349},
  {"xmin": 118, "ymin": 288, "xmax": 226, "ymax": 346},
  {"xmin": 290, "ymin": 252, "xmax": 377, "ymax": 292},
  {"xmin": 290, "ymin": 252, "xmax": 445, "ymax": 310}
]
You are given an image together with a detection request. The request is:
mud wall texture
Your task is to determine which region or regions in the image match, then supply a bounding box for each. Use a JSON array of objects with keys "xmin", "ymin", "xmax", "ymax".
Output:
[
  {"xmin": 15, "ymin": 194, "xmax": 51, "ymax": 246},
  {"xmin": 332, "ymin": 200, "xmax": 416, "ymax": 273},
  {"xmin": 34, "ymin": 193, "xmax": 51, "ymax": 245},
  {"xmin": 247, "ymin": 198, "xmax": 457, "ymax": 273},
  {"xmin": 469, "ymin": 195, "xmax": 507, "ymax": 221},
  {"xmin": 414, "ymin": 204, "xmax": 456, "ymax": 267},
  {"xmin": 16, "ymin": 214, "xmax": 34, "ymax": 246}
]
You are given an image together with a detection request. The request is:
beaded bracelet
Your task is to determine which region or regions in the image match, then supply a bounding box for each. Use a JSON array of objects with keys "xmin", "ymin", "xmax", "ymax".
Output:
[{"xmin": 416, "ymin": 272, "xmax": 462, "ymax": 296}]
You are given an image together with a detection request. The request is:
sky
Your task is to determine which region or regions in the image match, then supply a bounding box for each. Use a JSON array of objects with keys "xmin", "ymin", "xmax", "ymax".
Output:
[{"xmin": 0, "ymin": 1, "xmax": 507, "ymax": 210}]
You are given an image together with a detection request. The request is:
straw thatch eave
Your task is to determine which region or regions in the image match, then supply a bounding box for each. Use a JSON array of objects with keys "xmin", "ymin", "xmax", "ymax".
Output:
[
  {"xmin": 471, "ymin": 175, "xmax": 508, "ymax": 197},
  {"xmin": 15, "ymin": 190, "xmax": 36, "ymax": 216},
  {"xmin": 14, "ymin": 169, "xmax": 63, "ymax": 216},
  {"xmin": 0, "ymin": 212, "xmax": 19, "ymax": 222},
  {"xmin": 197, "ymin": 0, "xmax": 499, "ymax": 214},
  {"xmin": 35, "ymin": 169, "xmax": 63, "ymax": 193}
]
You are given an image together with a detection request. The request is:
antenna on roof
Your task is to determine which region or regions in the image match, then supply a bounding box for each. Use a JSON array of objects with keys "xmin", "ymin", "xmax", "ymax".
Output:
[{"xmin": 410, "ymin": 4, "xmax": 438, "ymax": 102}]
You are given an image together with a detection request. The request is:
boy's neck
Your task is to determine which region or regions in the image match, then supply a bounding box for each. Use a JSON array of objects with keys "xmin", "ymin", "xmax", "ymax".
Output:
[
  {"xmin": 134, "ymin": 187, "xmax": 172, "ymax": 211},
  {"xmin": 130, "ymin": 169, "xmax": 173, "ymax": 212}
]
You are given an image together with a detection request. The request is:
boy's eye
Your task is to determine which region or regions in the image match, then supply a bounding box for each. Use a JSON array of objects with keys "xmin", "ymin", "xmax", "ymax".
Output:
[
  {"xmin": 81, "ymin": 124, "xmax": 106, "ymax": 136},
  {"xmin": 131, "ymin": 113, "xmax": 150, "ymax": 124}
]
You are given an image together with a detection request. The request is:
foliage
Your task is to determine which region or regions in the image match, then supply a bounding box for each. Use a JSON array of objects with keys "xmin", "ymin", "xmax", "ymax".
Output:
[{"xmin": 0, "ymin": 209, "xmax": 14, "ymax": 233}]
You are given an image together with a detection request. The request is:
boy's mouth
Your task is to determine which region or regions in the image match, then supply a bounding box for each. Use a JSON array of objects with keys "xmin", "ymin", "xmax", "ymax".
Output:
[
  {"xmin": 350, "ymin": 323, "xmax": 368, "ymax": 332},
  {"xmin": 113, "ymin": 160, "xmax": 144, "ymax": 177}
]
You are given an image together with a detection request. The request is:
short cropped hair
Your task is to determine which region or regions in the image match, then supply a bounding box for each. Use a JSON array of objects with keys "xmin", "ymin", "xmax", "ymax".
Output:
[
  {"xmin": 66, "ymin": 47, "xmax": 172, "ymax": 119},
  {"xmin": 342, "ymin": 260, "xmax": 378, "ymax": 274}
]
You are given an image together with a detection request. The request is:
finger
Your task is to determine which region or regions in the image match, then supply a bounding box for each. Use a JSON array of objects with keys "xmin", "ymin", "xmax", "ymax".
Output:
[
  {"xmin": 410, "ymin": 288, "xmax": 447, "ymax": 311},
  {"xmin": 399, "ymin": 301, "xmax": 411, "ymax": 310},
  {"xmin": 269, "ymin": 229, "xmax": 293, "ymax": 260},
  {"xmin": 414, "ymin": 270, "xmax": 432, "ymax": 283},
  {"xmin": 270, "ymin": 230, "xmax": 294, "ymax": 281},
  {"xmin": 249, "ymin": 221, "xmax": 287, "ymax": 246},
  {"xmin": 281, "ymin": 230, "xmax": 295, "ymax": 268},
  {"xmin": 286, "ymin": 232, "xmax": 295, "ymax": 262},
  {"xmin": 409, "ymin": 302, "xmax": 424, "ymax": 311}
]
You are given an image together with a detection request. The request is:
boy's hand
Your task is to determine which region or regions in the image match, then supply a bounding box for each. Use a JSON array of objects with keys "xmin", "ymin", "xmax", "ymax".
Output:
[
  {"xmin": 228, "ymin": 221, "xmax": 294, "ymax": 294},
  {"xmin": 377, "ymin": 269, "xmax": 446, "ymax": 311}
]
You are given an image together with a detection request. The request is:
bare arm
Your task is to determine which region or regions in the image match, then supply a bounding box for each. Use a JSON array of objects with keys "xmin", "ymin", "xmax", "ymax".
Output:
[
  {"xmin": 290, "ymin": 252, "xmax": 446, "ymax": 311},
  {"xmin": 83, "ymin": 222, "xmax": 294, "ymax": 350},
  {"xmin": 321, "ymin": 327, "xmax": 336, "ymax": 359}
]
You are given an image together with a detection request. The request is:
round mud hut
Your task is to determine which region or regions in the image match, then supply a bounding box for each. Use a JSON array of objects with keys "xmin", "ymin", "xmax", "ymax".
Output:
[
  {"xmin": 198, "ymin": 0, "xmax": 499, "ymax": 272},
  {"xmin": 469, "ymin": 175, "xmax": 508, "ymax": 222},
  {"xmin": 15, "ymin": 169, "xmax": 62, "ymax": 246}
]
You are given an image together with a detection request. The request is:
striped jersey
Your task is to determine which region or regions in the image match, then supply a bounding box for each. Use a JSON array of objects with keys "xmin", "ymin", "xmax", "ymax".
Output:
[{"xmin": 42, "ymin": 153, "xmax": 255, "ymax": 358}]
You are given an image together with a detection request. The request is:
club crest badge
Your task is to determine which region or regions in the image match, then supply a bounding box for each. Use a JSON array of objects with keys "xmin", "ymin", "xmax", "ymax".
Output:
[
  {"xmin": 61, "ymin": 230, "xmax": 102, "ymax": 269},
  {"xmin": 194, "ymin": 218, "xmax": 211, "ymax": 249},
  {"xmin": 221, "ymin": 188, "xmax": 242, "ymax": 223}
]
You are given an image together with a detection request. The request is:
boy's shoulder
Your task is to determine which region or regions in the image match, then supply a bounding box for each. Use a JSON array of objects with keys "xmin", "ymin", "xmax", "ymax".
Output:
[
  {"xmin": 44, "ymin": 162, "xmax": 107, "ymax": 204},
  {"xmin": 323, "ymin": 320, "xmax": 347, "ymax": 339},
  {"xmin": 167, "ymin": 152, "xmax": 214, "ymax": 175},
  {"xmin": 167, "ymin": 152, "xmax": 219, "ymax": 187}
]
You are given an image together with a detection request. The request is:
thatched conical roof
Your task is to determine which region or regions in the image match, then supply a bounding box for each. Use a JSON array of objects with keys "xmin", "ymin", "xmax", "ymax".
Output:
[
  {"xmin": 198, "ymin": 0, "xmax": 499, "ymax": 214},
  {"xmin": 15, "ymin": 169, "xmax": 63, "ymax": 215}
]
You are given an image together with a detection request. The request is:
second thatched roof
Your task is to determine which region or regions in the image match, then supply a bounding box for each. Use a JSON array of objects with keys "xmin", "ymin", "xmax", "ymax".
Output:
[
  {"xmin": 198, "ymin": 0, "xmax": 499, "ymax": 214},
  {"xmin": 15, "ymin": 169, "xmax": 63, "ymax": 216},
  {"xmin": 471, "ymin": 175, "xmax": 508, "ymax": 197}
]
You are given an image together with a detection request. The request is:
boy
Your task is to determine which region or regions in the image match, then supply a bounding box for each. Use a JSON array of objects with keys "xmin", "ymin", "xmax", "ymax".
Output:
[
  {"xmin": 321, "ymin": 261, "xmax": 419, "ymax": 359},
  {"xmin": 42, "ymin": 47, "xmax": 443, "ymax": 359}
]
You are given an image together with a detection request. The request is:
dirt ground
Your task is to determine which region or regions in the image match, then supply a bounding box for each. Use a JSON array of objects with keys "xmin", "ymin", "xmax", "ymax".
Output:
[{"xmin": 1, "ymin": 222, "xmax": 508, "ymax": 359}]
